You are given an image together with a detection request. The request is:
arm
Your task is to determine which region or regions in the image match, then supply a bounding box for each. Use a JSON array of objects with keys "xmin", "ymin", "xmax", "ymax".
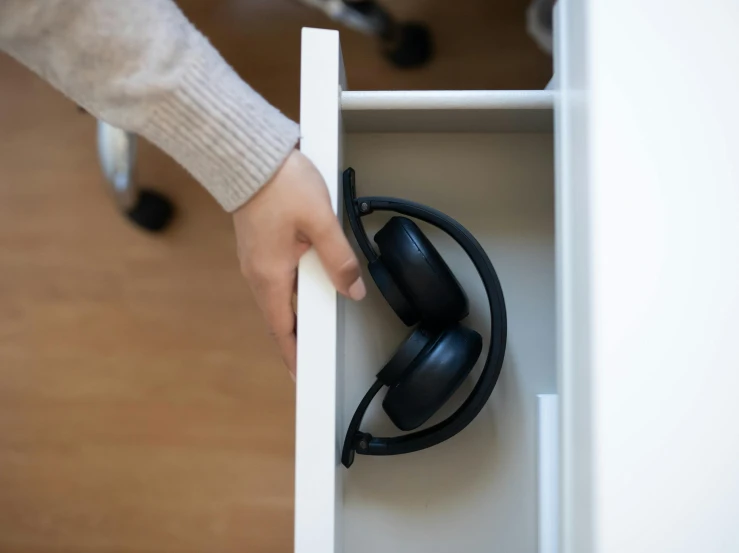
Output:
[
  {"xmin": 0, "ymin": 0, "xmax": 366, "ymax": 377},
  {"xmin": 0, "ymin": 0, "xmax": 297, "ymax": 212}
]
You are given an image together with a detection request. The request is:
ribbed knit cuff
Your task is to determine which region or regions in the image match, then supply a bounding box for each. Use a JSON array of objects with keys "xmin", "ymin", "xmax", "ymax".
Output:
[{"xmin": 142, "ymin": 42, "xmax": 300, "ymax": 212}]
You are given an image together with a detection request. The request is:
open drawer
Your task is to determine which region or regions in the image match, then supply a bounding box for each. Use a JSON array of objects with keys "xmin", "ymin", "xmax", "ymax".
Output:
[{"xmin": 295, "ymin": 28, "xmax": 558, "ymax": 553}]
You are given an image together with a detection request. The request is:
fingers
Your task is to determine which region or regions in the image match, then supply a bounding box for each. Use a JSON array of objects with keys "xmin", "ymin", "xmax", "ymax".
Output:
[
  {"xmin": 251, "ymin": 270, "xmax": 298, "ymax": 379},
  {"xmin": 300, "ymin": 204, "xmax": 366, "ymax": 301},
  {"xmin": 275, "ymin": 332, "xmax": 297, "ymax": 381}
]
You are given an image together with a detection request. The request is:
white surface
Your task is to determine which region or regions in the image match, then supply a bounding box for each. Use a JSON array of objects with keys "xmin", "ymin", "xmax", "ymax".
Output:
[
  {"xmin": 538, "ymin": 394, "xmax": 559, "ymax": 553},
  {"xmin": 553, "ymin": 2, "xmax": 593, "ymax": 552},
  {"xmin": 295, "ymin": 27, "xmax": 344, "ymax": 553},
  {"xmin": 340, "ymin": 132, "xmax": 556, "ymax": 553},
  {"xmin": 557, "ymin": 2, "xmax": 739, "ymax": 553},
  {"xmin": 342, "ymin": 90, "xmax": 554, "ymax": 133},
  {"xmin": 342, "ymin": 90, "xmax": 554, "ymax": 110}
]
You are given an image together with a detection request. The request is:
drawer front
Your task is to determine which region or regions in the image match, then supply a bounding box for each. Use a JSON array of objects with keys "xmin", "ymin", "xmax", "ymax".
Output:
[{"xmin": 295, "ymin": 28, "xmax": 344, "ymax": 553}]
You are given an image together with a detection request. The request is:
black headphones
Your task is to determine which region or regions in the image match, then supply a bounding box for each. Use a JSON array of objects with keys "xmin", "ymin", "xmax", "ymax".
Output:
[{"xmin": 341, "ymin": 168, "xmax": 508, "ymax": 468}]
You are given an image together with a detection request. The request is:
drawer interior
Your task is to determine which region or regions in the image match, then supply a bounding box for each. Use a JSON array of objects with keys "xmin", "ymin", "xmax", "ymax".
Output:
[{"xmin": 338, "ymin": 130, "xmax": 556, "ymax": 553}]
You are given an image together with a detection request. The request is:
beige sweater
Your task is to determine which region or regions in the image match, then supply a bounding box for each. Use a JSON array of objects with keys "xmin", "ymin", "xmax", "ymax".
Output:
[{"xmin": 0, "ymin": 0, "xmax": 301, "ymax": 212}]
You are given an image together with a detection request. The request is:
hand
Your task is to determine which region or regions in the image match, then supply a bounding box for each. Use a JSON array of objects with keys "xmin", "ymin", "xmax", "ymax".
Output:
[{"xmin": 233, "ymin": 149, "xmax": 366, "ymax": 380}]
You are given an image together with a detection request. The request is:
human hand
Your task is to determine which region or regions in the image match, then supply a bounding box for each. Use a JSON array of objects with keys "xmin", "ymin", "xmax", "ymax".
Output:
[{"xmin": 233, "ymin": 149, "xmax": 366, "ymax": 380}]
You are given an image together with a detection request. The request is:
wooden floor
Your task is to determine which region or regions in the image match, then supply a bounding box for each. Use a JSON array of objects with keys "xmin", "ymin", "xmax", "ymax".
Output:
[{"xmin": 0, "ymin": 1, "xmax": 550, "ymax": 552}]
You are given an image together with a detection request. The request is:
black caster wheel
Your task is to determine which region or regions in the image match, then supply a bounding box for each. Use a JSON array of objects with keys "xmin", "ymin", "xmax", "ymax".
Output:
[
  {"xmin": 125, "ymin": 188, "xmax": 174, "ymax": 232},
  {"xmin": 383, "ymin": 22, "xmax": 433, "ymax": 69}
]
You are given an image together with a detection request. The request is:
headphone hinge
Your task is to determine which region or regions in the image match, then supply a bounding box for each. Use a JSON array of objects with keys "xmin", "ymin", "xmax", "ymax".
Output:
[
  {"xmin": 355, "ymin": 198, "xmax": 374, "ymax": 216},
  {"xmin": 353, "ymin": 431, "xmax": 373, "ymax": 452}
]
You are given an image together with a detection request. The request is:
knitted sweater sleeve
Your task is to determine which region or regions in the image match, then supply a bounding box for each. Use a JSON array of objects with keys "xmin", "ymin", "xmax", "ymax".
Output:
[{"xmin": 0, "ymin": 0, "xmax": 301, "ymax": 212}]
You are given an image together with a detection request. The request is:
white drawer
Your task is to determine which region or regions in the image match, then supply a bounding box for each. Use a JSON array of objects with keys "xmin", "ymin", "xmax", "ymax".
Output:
[
  {"xmin": 295, "ymin": 28, "xmax": 558, "ymax": 553},
  {"xmin": 295, "ymin": 3, "xmax": 739, "ymax": 553}
]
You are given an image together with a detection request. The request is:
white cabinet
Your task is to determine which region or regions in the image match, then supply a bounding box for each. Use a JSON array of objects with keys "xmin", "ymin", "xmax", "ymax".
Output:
[
  {"xmin": 297, "ymin": 1, "xmax": 739, "ymax": 551},
  {"xmin": 296, "ymin": 28, "xmax": 557, "ymax": 553}
]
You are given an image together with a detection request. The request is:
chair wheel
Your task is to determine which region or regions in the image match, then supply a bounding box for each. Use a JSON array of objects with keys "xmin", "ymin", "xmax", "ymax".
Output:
[
  {"xmin": 126, "ymin": 188, "xmax": 174, "ymax": 232},
  {"xmin": 383, "ymin": 22, "xmax": 433, "ymax": 69}
]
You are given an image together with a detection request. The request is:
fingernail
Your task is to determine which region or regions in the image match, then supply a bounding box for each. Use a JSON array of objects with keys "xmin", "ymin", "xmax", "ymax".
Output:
[{"xmin": 348, "ymin": 277, "xmax": 366, "ymax": 301}]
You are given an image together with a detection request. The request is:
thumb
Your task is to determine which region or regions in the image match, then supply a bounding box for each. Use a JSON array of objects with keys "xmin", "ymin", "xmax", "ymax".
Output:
[{"xmin": 301, "ymin": 207, "xmax": 366, "ymax": 301}]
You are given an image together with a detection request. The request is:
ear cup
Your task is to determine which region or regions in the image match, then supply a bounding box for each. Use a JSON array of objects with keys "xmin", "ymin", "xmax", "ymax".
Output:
[
  {"xmin": 376, "ymin": 326, "xmax": 434, "ymax": 386},
  {"xmin": 374, "ymin": 217, "xmax": 468, "ymax": 326},
  {"xmin": 382, "ymin": 323, "xmax": 483, "ymax": 432},
  {"xmin": 368, "ymin": 260, "xmax": 419, "ymax": 326}
]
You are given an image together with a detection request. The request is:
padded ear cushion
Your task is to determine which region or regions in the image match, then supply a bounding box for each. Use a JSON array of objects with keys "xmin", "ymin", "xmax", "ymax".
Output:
[
  {"xmin": 374, "ymin": 217, "xmax": 468, "ymax": 326},
  {"xmin": 368, "ymin": 260, "xmax": 419, "ymax": 326},
  {"xmin": 382, "ymin": 323, "xmax": 483, "ymax": 432}
]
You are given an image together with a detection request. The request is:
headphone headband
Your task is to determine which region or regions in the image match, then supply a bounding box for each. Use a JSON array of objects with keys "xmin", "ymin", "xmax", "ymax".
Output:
[{"xmin": 340, "ymin": 168, "xmax": 507, "ymax": 468}]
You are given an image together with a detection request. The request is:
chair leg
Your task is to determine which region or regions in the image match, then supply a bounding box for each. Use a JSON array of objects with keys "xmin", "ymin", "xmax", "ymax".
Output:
[
  {"xmin": 97, "ymin": 120, "xmax": 138, "ymax": 212},
  {"xmin": 96, "ymin": 120, "xmax": 174, "ymax": 232},
  {"xmin": 526, "ymin": 0, "xmax": 554, "ymax": 55}
]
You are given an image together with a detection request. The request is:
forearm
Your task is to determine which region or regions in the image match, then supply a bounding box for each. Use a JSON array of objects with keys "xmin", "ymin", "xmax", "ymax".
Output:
[{"xmin": 0, "ymin": 0, "xmax": 299, "ymax": 211}]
